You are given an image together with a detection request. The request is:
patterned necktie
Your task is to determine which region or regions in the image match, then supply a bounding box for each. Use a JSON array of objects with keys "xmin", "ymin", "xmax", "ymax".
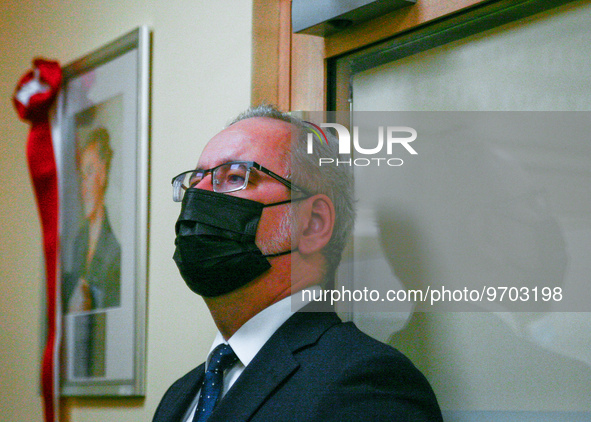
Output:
[{"xmin": 192, "ymin": 344, "xmax": 238, "ymax": 422}]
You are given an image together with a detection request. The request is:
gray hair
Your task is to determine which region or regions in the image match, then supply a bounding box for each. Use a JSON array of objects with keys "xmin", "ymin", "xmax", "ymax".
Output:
[{"xmin": 229, "ymin": 104, "xmax": 356, "ymax": 283}]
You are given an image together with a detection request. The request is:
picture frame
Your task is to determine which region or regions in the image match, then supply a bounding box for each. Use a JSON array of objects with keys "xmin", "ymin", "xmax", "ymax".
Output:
[{"xmin": 54, "ymin": 26, "xmax": 150, "ymax": 396}]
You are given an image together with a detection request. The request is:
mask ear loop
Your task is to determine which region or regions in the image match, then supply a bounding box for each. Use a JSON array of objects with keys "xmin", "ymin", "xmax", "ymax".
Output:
[
  {"xmin": 262, "ymin": 194, "xmax": 311, "ymax": 208},
  {"xmin": 265, "ymin": 248, "xmax": 297, "ymax": 258},
  {"xmin": 262, "ymin": 195, "xmax": 311, "ymax": 258}
]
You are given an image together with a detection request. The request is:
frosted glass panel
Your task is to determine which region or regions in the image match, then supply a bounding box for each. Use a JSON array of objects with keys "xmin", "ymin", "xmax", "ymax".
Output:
[
  {"xmin": 350, "ymin": 0, "xmax": 591, "ymax": 416},
  {"xmin": 353, "ymin": 2, "xmax": 591, "ymax": 112}
]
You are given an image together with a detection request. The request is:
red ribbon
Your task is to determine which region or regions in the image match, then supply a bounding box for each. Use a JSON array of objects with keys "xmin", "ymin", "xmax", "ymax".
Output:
[{"xmin": 13, "ymin": 58, "xmax": 62, "ymax": 422}]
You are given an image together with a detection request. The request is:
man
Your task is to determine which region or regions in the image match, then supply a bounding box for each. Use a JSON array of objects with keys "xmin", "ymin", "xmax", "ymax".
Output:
[
  {"xmin": 64, "ymin": 126, "xmax": 121, "ymax": 312},
  {"xmin": 154, "ymin": 105, "xmax": 443, "ymax": 421},
  {"xmin": 62, "ymin": 126, "xmax": 121, "ymax": 378}
]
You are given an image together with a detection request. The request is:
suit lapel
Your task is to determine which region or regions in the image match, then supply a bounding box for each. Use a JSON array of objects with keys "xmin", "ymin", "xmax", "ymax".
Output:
[
  {"xmin": 163, "ymin": 365, "xmax": 205, "ymax": 422},
  {"xmin": 210, "ymin": 335, "xmax": 298, "ymax": 421},
  {"xmin": 209, "ymin": 309, "xmax": 341, "ymax": 421}
]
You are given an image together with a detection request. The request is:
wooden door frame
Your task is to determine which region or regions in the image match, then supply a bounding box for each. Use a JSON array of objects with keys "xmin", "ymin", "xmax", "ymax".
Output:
[{"xmin": 251, "ymin": 0, "xmax": 492, "ymax": 111}]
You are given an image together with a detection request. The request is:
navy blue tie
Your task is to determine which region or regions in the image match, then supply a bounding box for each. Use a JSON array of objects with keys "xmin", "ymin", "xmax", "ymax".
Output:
[{"xmin": 192, "ymin": 344, "xmax": 238, "ymax": 422}]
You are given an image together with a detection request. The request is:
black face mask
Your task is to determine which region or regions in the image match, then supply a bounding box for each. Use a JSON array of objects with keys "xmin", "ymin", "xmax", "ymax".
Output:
[{"xmin": 173, "ymin": 189, "xmax": 299, "ymax": 297}]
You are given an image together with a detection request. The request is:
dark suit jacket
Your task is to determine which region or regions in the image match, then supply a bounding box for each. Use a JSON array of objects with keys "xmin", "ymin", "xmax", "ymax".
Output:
[
  {"xmin": 154, "ymin": 307, "xmax": 442, "ymax": 421},
  {"xmin": 62, "ymin": 212, "xmax": 121, "ymax": 310}
]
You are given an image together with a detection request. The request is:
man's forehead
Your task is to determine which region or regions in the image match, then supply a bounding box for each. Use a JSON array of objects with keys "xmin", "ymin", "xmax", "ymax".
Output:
[{"xmin": 197, "ymin": 117, "xmax": 292, "ymax": 169}]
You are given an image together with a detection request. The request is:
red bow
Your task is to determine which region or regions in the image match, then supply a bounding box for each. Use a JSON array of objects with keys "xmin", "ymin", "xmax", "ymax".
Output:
[{"xmin": 13, "ymin": 58, "xmax": 62, "ymax": 422}]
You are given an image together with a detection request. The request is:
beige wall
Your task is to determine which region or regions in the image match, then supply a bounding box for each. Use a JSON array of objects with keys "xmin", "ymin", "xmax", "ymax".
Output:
[{"xmin": 0, "ymin": 0, "xmax": 253, "ymax": 420}]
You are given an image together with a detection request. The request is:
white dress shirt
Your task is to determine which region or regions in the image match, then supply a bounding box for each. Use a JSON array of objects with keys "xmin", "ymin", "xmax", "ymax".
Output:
[{"xmin": 183, "ymin": 286, "xmax": 322, "ymax": 421}]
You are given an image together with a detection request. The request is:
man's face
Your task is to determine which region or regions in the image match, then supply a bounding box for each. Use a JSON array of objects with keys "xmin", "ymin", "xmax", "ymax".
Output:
[
  {"xmin": 80, "ymin": 143, "xmax": 107, "ymax": 221},
  {"xmin": 196, "ymin": 117, "xmax": 294, "ymax": 254}
]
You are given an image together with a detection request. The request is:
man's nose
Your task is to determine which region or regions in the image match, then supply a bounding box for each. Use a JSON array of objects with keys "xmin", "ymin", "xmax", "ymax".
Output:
[{"xmin": 194, "ymin": 173, "xmax": 214, "ymax": 191}]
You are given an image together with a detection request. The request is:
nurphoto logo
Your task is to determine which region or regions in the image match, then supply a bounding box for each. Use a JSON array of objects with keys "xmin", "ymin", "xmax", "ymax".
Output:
[{"xmin": 304, "ymin": 121, "xmax": 417, "ymax": 167}]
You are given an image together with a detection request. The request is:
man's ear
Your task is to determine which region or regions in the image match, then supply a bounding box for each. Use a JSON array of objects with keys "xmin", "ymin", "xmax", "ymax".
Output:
[{"xmin": 296, "ymin": 194, "xmax": 335, "ymax": 255}]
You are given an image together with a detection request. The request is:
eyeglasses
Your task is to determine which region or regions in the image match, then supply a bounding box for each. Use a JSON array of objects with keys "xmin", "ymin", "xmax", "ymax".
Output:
[{"xmin": 171, "ymin": 160, "xmax": 310, "ymax": 202}]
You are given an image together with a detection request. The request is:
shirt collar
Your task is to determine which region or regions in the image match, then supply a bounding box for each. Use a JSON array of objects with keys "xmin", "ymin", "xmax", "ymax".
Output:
[{"xmin": 206, "ymin": 286, "xmax": 322, "ymax": 369}]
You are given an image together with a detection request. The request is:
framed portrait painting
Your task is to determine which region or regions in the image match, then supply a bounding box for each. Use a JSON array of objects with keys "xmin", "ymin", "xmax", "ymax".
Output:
[{"xmin": 54, "ymin": 26, "xmax": 150, "ymax": 396}]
